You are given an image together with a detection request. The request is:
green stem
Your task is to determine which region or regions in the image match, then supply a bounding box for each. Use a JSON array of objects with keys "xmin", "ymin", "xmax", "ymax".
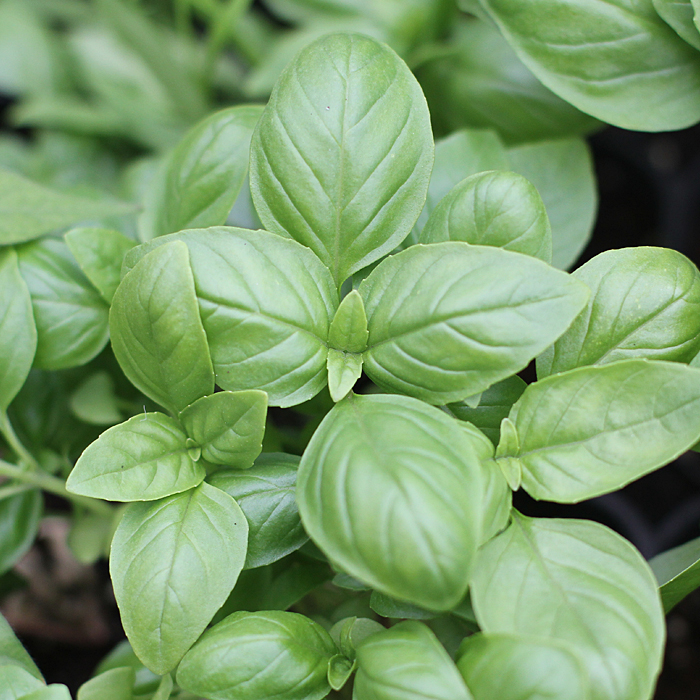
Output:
[
  {"xmin": 0, "ymin": 483, "xmax": 33, "ymax": 501},
  {"xmin": 203, "ymin": 0, "xmax": 253, "ymax": 80},
  {"xmin": 0, "ymin": 412, "xmax": 40, "ymax": 471},
  {"xmin": 0, "ymin": 458, "xmax": 113, "ymax": 516}
]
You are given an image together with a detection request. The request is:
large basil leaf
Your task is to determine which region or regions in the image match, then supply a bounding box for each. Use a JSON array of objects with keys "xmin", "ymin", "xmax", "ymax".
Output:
[
  {"xmin": 538, "ymin": 247, "xmax": 700, "ymax": 377},
  {"xmin": 177, "ymin": 611, "xmax": 336, "ymax": 700},
  {"xmin": 420, "ymin": 171, "xmax": 552, "ymax": 262},
  {"xmin": 0, "ymin": 249, "xmax": 36, "ymax": 411},
  {"xmin": 110, "ymin": 482, "xmax": 248, "ymax": 674},
  {"xmin": 353, "ymin": 621, "xmax": 472, "ymax": 700},
  {"xmin": 123, "ymin": 228, "xmax": 338, "ymax": 407},
  {"xmin": 110, "ymin": 240, "xmax": 214, "ymax": 414},
  {"xmin": 151, "ymin": 105, "xmax": 264, "ymax": 238},
  {"xmin": 508, "ymin": 138, "xmax": 596, "ymax": 270},
  {"xmin": 479, "ymin": 0, "xmax": 700, "ymax": 130},
  {"xmin": 456, "ymin": 633, "xmax": 589, "ymax": 700},
  {"xmin": 653, "ymin": 0, "xmax": 700, "ymax": 50},
  {"xmin": 66, "ymin": 412, "xmax": 204, "ymax": 502},
  {"xmin": 650, "ymin": 535, "xmax": 700, "ymax": 612},
  {"xmin": 297, "ymin": 393, "xmax": 484, "ymax": 611},
  {"xmin": 500, "ymin": 359, "xmax": 700, "ymax": 502},
  {"xmin": 250, "ymin": 32, "xmax": 433, "ymax": 286},
  {"xmin": 17, "ymin": 238, "xmax": 109, "ymax": 370},
  {"xmin": 0, "ymin": 612, "xmax": 42, "ymax": 679},
  {"xmin": 209, "ymin": 453, "xmax": 308, "ymax": 569},
  {"xmin": 0, "ymin": 490, "xmax": 42, "ymax": 575},
  {"xmin": 471, "ymin": 514, "xmax": 665, "ymax": 700},
  {"xmin": 360, "ymin": 243, "xmax": 589, "ymax": 404}
]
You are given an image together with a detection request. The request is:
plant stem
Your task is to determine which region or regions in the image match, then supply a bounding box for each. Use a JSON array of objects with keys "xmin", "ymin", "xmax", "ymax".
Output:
[
  {"xmin": 0, "ymin": 483, "xmax": 34, "ymax": 500},
  {"xmin": 203, "ymin": 0, "xmax": 253, "ymax": 80},
  {"xmin": 0, "ymin": 412, "xmax": 40, "ymax": 471}
]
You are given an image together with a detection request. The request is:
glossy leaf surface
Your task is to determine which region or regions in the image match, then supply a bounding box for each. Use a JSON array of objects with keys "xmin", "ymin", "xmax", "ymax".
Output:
[
  {"xmin": 650, "ymin": 535, "xmax": 700, "ymax": 612},
  {"xmin": 360, "ymin": 243, "xmax": 589, "ymax": 404},
  {"xmin": 110, "ymin": 483, "xmax": 248, "ymax": 674},
  {"xmin": 297, "ymin": 393, "xmax": 484, "ymax": 610},
  {"xmin": 471, "ymin": 514, "xmax": 665, "ymax": 700},
  {"xmin": 250, "ymin": 32, "xmax": 433, "ymax": 285}
]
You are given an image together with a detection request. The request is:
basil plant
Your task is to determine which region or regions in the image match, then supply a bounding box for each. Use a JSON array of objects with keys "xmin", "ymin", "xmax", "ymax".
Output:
[{"xmin": 2, "ymin": 27, "xmax": 700, "ymax": 700}]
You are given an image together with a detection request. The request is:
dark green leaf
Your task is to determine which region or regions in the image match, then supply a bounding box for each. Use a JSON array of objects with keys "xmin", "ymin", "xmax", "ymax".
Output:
[
  {"xmin": 0, "ymin": 490, "xmax": 42, "ymax": 576},
  {"xmin": 650, "ymin": 535, "xmax": 700, "ymax": 612},
  {"xmin": 0, "ymin": 612, "xmax": 42, "ymax": 680},
  {"xmin": 369, "ymin": 592, "xmax": 438, "ymax": 621}
]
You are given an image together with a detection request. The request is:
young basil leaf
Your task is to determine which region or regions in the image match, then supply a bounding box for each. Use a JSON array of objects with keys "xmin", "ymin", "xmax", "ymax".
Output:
[
  {"xmin": 93, "ymin": 640, "xmax": 160, "ymax": 694},
  {"xmin": 16, "ymin": 238, "xmax": 109, "ymax": 370},
  {"xmin": 76, "ymin": 667, "xmax": 134, "ymax": 700},
  {"xmin": 360, "ymin": 243, "xmax": 589, "ymax": 404},
  {"xmin": 369, "ymin": 591, "xmax": 438, "ymax": 621},
  {"xmin": 297, "ymin": 393, "xmax": 484, "ymax": 611},
  {"xmin": 327, "ymin": 350, "xmax": 363, "ymax": 402},
  {"xmin": 330, "ymin": 617, "xmax": 384, "ymax": 660},
  {"xmin": 471, "ymin": 514, "xmax": 665, "ymax": 700},
  {"xmin": 151, "ymin": 674, "xmax": 173, "ymax": 700},
  {"xmin": 151, "ymin": 105, "xmax": 264, "ymax": 238},
  {"xmin": 653, "ymin": 0, "xmax": 700, "ymax": 50},
  {"xmin": 456, "ymin": 633, "xmax": 590, "ymax": 700},
  {"xmin": 447, "ymin": 375, "xmax": 527, "ymax": 447},
  {"xmin": 176, "ymin": 610, "xmax": 336, "ymax": 700},
  {"xmin": 250, "ymin": 32, "xmax": 433, "ymax": 286},
  {"xmin": 179, "ymin": 390, "xmax": 267, "ymax": 468},
  {"xmin": 327, "ymin": 654, "xmax": 355, "ymax": 691},
  {"xmin": 0, "ymin": 168, "xmax": 134, "ymax": 245},
  {"xmin": 123, "ymin": 228, "xmax": 338, "ymax": 407},
  {"xmin": 66, "ymin": 412, "xmax": 204, "ymax": 502},
  {"xmin": 353, "ymin": 621, "xmax": 473, "ymax": 700},
  {"xmin": 68, "ymin": 510, "xmax": 114, "ymax": 565},
  {"xmin": 507, "ymin": 138, "xmax": 596, "ymax": 270},
  {"xmin": 538, "ymin": 247, "xmax": 700, "ymax": 377},
  {"xmin": 209, "ymin": 453, "xmax": 308, "ymax": 569},
  {"xmin": 328, "ymin": 290, "xmax": 368, "ymax": 353},
  {"xmin": 110, "ymin": 482, "xmax": 248, "ymax": 674},
  {"xmin": 64, "ymin": 227, "xmax": 136, "ymax": 304},
  {"xmin": 420, "ymin": 170, "xmax": 552, "ymax": 262},
  {"xmin": 0, "ymin": 248, "xmax": 37, "ymax": 411},
  {"xmin": 0, "ymin": 612, "xmax": 43, "ymax": 680},
  {"xmin": 20, "ymin": 686, "xmax": 71, "ymax": 700},
  {"xmin": 0, "ymin": 665, "xmax": 44, "ymax": 699},
  {"xmin": 479, "ymin": 0, "xmax": 700, "ymax": 130},
  {"xmin": 69, "ymin": 371, "xmax": 122, "ymax": 427},
  {"xmin": 0, "ymin": 490, "xmax": 42, "ymax": 575},
  {"xmin": 110, "ymin": 240, "xmax": 215, "ymax": 414},
  {"xmin": 650, "ymin": 535, "xmax": 700, "ymax": 612},
  {"xmin": 500, "ymin": 360, "xmax": 700, "ymax": 502}
]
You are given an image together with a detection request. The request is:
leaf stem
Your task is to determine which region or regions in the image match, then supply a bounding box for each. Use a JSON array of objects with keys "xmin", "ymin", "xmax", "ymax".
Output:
[{"xmin": 0, "ymin": 412, "xmax": 40, "ymax": 471}]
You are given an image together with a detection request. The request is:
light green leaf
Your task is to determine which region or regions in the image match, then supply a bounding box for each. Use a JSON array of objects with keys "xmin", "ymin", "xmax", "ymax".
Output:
[
  {"xmin": 0, "ymin": 490, "xmax": 42, "ymax": 576},
  {"xmin": 501, "ymin": 360, "xmax": 700, "ymax": 502},
  {"xmin": 69, "ymin": 371, "xmax": 122, "ymax": 427},
  {"xmin": 76, "ymin": 667, "xmax": 134, "ymax": 700},
  {"xmin": 151, "ymin": 674, "xmax": 173, "ymax": 700},
  {"xmin": 209, "ymin": 453, "xmax": 307, "ymax": 569},
  {"xmin": 64, "ymin": 227, "xmax": 136, "ymax": 304},
  {"xmin": 179, "ymin": 391, "xmax": 267, "ymax": 468},
  {"xmin": 0, "ymin": 168, "xmax": 134, "ymax": 245},
  {"xmin": 353, "ymin": 621, "xmax": 473, "ymax": 700},
  {"xmin": 17, "ymin": 238, "xmax": 109, "ymax": 370},
  {"xmin": 0, "ymin": 612, "xmax": 42, "ymax": 680},
  {"xmin": 508, "ymin": 138, "xmax": 596, "ymax": 270},
  {"xmin": 250, "ymin": 32, "xmax": 433, "ymax": 285},
  {"xmin": 328, "ymin": 655, "xmax": 354, "ymax": 691},
  {"xmin": 66, "ymin": 412, "xmax": 204, "ymax": 502},
  {"xmin": 110, "ymin": 482, "xmax": 248, "ymax": 674},
  {"xmin": 20, "ymin": 685, "xmax": 72, "ymax": 700},
  {"xmin": 479, "ymin": 0, "xmax": 700, "ymax": 130},
  {"xmin": 456, "ymin": 633, "xmax": 590, "ymax": 700},
  {"xmin": 653, "ymin": 0, "xmax": 700, "ymax": 50},
  {"xmin": 329, "ymin": 290, "xmax": 368, "ymax": 353},
  {"xmin": 123, "ymin": 228, "xmax": 338, "ymax": 407},
  {"xmin": 94, "ymin": 640, "xmax": 160, "ymax": 695},
  {"xmin": 110, "ymin": 240, "xmax": 214, "ymax": 414},
  {"xmin": 650, "ymin": 535, "xmax": 700, "ymax": 612},
  {"xmin": 0, "ymin": 665, "xmax": 44, "ymax": 700},
  {"xmin": 327, "ymin": 350, "xmax": 363, "ymax": 402},
  {"xmin": 176, "ymin": 611, "xmax": 336, "ymax": 700},
  {"xmin": 67, "ymin": 510, "xmax": 114, "ymax": 565},
  {"xmin": 538, "ymin": 247, "xmax": 700, "ymax": 377},
  {"xmin": 360, "ymin": 243, "xmax": 589, "ymax": 404},
  {"xmin": 471, "ymin": 514, "xmax": 665, "ymax": 700},
  {"xmin": 152, "ymin": 105, "xmax": 264, "ymax": 238},
  {"xmin": 0, "ymin": 248, "xmax": 36, "ymax": 411},
  {"xmin": 297, "ymin": 393, "xmax": 484, "ymax": 611},
  {"xmin": 330, "ymin": 617, "xmax": 384, "ymax": 660}
]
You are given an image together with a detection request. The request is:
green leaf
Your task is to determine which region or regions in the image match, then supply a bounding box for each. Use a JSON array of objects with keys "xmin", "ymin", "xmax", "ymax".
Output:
[
  {"xmin": 500, "ymin": 360, "xmax": 700, "ymax": 502},
  {"xmin": 76, "ymin": 667, "xmax": 134, "ymax": 700},
  {"xmin": 151, "ymin": 105, "xmax": 264, "ymax": 238},
  {"xmin": 16, "ymin": 238, "xmax": 109, "ymax": 370},
  {"xmin": 353, "ymin": 621, "xmax": 473, "ymax": 700},
  {"xmin": 64, "ymin": 227, "xmax": 136, "ymax": 304},
  {"xmin": 653, "ymin": 0, "xmax": 700, "ymax": 50},
  {"xmin": 421, "ymin": 171, "xmax": 552, "ymax": 262},
  {"xmin": 20, "ymin": 686, "xmax": 71, "ymax": 700},
  {"xmin": 327, "ymin": 350, "xmax": 363, "ymax": 402},
  {"xmin": 110, "ymin": 482, "xmax": 248, "ymax": 674},
  {"xmin": 0, "ymin": 666, "xmax": 44, "ymax": 700},
  {"xmin": 176, "ymin": 611, "xmax": 336, "ymax": 700},
  {"xmin": 69, "ymin": 371, "xmax": 122, "ymax": 427},
  {"xmin": 329, "ymin": 290, "xmax": 368, "ymax": 353},
  {"xmin": 0, "ymin": 490, "xmax": 42, "ymax": 576},
  {"xmin": 66, "ymin": 412, "xmax": 204, "ymax": 502},
  {"xmin": 151, "ymin": 674, "xmax": 173, "ymax": 700},
  {"xmin": 0, "ymin": 612, "xmax": 42, "ymax": 680},
  {"xmin": 123, "ymin": 228, "xmax": 338, "ymax": 408},
  {"xmin": 0, "ymin": 249, "xmax": 36, "ymax": 411},
  {"xmin": 650, "ymin": 535, "xmax": 700, "ymax": 612},
  {"xmin": 471, "ymin": 514, "xmax": 665, "ymax": 700},
  {"xmin": 456, "ymin": 633, "xmax": 590, "ymax": 700},
  {"xmin": 250, "ymin": 32, "xmax": 433, "ymax": 285},
  {"xmin": 369, "ymin": 591, "xmax": 438, "ymax": 621},
  {"xmin": 179, "ymin": 390, "xmax": 267, "ymax": 468},
  {"xmin": 330, "ymin": 617, "xmax": 384, "ymax": 660},
  {"xmin": 479, "ymin": 0, "xmax": 700, "ymax": 130},
  {"xmin": 209, "ymin": 453, "xmax": 308, "ymax": 569},
  {"xmin": 507, "ymin": 138, "xmax": 596, "ymax": 270},
  {"xmin": 110, "ymin": 240, "xmax": 214, "ymax": 414},
  {"xmin": 0, "ymin": 168, "xmax": 134, "ymax": 245},
  {"xmin": 538, "ymin": 247, "xmax": 700, "ymax": 377},
  {"xmin": 360, "ymin": 243, "xmax": 589, "ymax": 404},
  {"xmin": 67, "ymin": 510, "xmax": 114, "ymax": 565},
  {"xmin": 94, "ymin": 640, "xmax": 160, "ymax": 695},
  {"xmin": 297, "ymin": 393, "xmax": 484, "ymax": 611},
  {"xmin": 327, "ymin": 655, "xmax": 354, "ymax": 691}
]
